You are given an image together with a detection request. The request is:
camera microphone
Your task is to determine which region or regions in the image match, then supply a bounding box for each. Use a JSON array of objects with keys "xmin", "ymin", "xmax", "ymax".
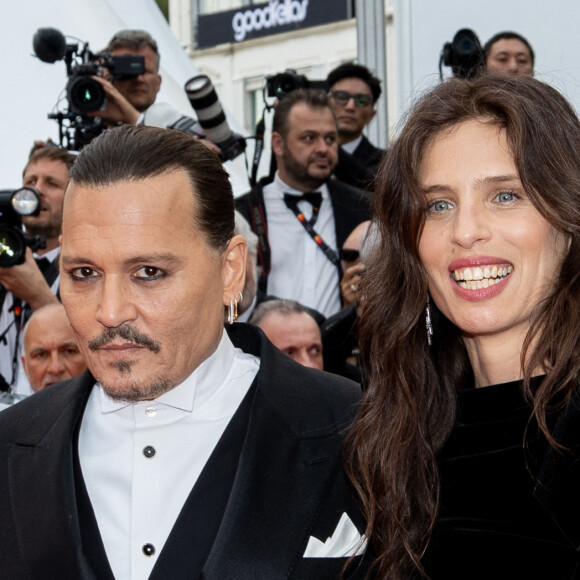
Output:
[
  {"xmin": 185, "ymin": 75, "xmax": 246, "ymax": 162},
  {"xmin": 33, "ymin": 27, "xmax": 67, "ymax": 64}
]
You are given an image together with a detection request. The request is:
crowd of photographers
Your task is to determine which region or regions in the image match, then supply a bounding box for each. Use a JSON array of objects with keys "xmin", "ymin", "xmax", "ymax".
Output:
[{"xmin": 0, "ymin": 26, "xmax": 535, "ymax": 406}]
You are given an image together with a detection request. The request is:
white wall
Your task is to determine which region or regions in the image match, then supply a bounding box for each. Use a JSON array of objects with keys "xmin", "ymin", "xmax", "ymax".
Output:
[
  {"xmin": 394, "ymin": 0, "xmax": 580, "ymax": 127},
  {"xmin": 2, "ymin": 0, "xmax": 202, "ymax": 187}
]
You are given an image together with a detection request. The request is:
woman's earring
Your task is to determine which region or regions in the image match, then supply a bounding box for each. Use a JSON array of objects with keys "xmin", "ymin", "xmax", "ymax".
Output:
[
  {"xmin": 425, "ymin": 296, "xmax": 433, "ymax": 346},
  {"xmin": 227, "ymin": 295, "xmax": 239, "ymax": 325}
]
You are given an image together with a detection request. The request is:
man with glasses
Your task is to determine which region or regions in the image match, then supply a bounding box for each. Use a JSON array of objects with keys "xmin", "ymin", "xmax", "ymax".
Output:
[{"xmin": 327, "ymin": 63, "xmax": 384, "ymax": 190}]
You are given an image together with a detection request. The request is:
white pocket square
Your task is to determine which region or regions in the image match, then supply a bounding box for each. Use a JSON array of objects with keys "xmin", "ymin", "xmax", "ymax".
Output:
[{"xmin": 303, "ymin": 512, "xmax": 368, "ymax": 558}]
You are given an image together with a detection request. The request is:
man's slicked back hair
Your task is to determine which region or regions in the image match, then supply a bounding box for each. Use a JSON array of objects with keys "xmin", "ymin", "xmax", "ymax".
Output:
[{"xmin": 68, "ymin": 125, "xmax": 234, "ymax": 251}]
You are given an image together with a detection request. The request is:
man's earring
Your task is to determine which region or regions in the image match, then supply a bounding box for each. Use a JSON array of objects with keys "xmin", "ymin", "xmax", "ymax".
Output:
[
  {"xmin": 426, "ymin": 296, "xmax": 433, "ymax": 346},
  {"xmin": 227, "ymin": 295, "xmax": 239, "ymax": 325}
]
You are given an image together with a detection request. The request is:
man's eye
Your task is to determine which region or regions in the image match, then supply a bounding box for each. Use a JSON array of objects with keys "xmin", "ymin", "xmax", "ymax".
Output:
[
  {"xmin": 71, "ymin": 267, "xmax": 98, "ymax": 280},
  {"xmin": 135, "ymin": 266, "xmax": 164, "ymax": 280}
]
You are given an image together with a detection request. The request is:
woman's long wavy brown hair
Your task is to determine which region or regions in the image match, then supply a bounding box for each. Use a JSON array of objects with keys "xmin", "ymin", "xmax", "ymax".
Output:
[{"xmin": 345, "ymin": 75, "xmax": 580, "ymax": 579}]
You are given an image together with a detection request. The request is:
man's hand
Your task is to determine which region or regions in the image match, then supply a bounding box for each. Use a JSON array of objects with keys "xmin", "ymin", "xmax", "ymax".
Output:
[
  {"xmin": 87, "ymin": 76, "xmax": 141, "ymax": 125},
  {"xmin": 0, "ymin": 249, "xmax": 58, "ymax": 311},
  {"xmin": 340, "ymin": 263, "xmax": 365, "ymax": 307}
]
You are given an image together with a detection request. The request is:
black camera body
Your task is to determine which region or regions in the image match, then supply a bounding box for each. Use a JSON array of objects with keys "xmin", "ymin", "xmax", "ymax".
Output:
[
  {"xmin": 0, "ymin": 189, "xmax": 45, "ymax": 267},
  {"xmin": 442, "ymin": 29, "xmax": 484, "ymax": 79},
  {"xmin": 66, "ymin": 53, "xmax": 145, "ymax": 115},
  {"xmin": 265, "ymin": 70, "xmax": 328, "ymax": 99},
  {"xmin": 33, "ymin": 27, "xmax": 145, "ymax": 150}
]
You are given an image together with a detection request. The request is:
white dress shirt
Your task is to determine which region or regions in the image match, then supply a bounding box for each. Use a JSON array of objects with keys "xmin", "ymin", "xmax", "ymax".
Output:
[
  {"xmin": 78, "ymin": 329, "xmax": 260, "ymax": 580},
  {"xmin": 341, "ymin": 135, "xmax": 363, "ymax": 155},
  {"xmin": 0, "ymin": 246, "xmax": 61, "ymax": 396},
  {"xmin": 262, "ymin": 173, "xmax": 341, "ymax": 317}
]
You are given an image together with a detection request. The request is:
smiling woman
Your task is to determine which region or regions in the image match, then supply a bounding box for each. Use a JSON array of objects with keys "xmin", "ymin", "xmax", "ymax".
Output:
[{"xmin": 345, "ymin": 75, "xmax": 580, "ymax": 579}]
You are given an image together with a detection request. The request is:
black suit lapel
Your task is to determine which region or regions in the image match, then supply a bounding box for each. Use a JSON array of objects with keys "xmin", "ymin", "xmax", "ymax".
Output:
[
  {"xmin": 328, "ymin": 181, "xmax": 371, "ymax": 252},
  {"xmin": 7, "ymin": 374, "xmax": 96, "ymax": 579},
  {"xmin": 202, "ymin": 333, "xmax": 347, "ymax": 578}
]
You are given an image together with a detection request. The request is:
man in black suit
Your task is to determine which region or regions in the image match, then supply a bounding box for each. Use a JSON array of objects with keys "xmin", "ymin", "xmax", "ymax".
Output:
[
  {"xmin": 236, "ymin": 89, "xmax": 370, "ymax": 318},
  {"xmin": 327, "ymin": 63, "xmax": 384, "ymax": 190},
  {"xmin": 0, "ymin": 125, "xmax": 370, "ymax": 579}
]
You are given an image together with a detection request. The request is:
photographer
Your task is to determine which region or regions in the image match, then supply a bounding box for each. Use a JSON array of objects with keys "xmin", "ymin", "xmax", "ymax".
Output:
[
  {"xmin": 88, "ymin": 29, "xmax": 161, "ymax": 126},
  {"xmin": 89, "ymin": 30, "xmax": 219, "ymax": 154},
  {"xmin": 0, "ymin": 146, "xmax": 75, "ymax": 395}
]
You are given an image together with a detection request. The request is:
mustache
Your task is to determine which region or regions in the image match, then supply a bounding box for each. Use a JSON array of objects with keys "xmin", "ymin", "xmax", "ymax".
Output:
[{"xmin": 88, "ymin": 325, "xmax": 161, "ymax": 353}]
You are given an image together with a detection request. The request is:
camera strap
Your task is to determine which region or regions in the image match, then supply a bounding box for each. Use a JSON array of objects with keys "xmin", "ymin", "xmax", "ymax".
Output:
[
  {"xmin": 3, "ymin": 256, "xmax": 60, "ymax": 387},
  {"xmin": 283, "ymin": 193, "xmax": 340, "ymax": 267}
]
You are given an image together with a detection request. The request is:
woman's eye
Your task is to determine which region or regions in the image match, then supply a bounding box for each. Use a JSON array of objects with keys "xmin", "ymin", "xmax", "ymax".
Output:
[
  {"xmin": 427, "ymin": 200, "xmax": 454, "ymax": 213},
  {"xmin": 496, "ymin": 191, "xmax": 517, "ymax": 203}
]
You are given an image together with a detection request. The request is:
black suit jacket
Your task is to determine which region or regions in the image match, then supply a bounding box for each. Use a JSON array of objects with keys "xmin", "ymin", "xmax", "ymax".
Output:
[
  {"xmin": 0, "ymin": 324, "xmax": 370, "ymax": 579},
  {"xmin": 236, "ymin": 179, "xmax": 370, "ymax": 293},
  {"xmin": 334, "ymin": 136, "xmax": 384, "ymax": 191}
]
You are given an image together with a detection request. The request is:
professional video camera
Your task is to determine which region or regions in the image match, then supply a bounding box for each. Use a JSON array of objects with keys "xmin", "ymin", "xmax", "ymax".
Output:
[
  {"xmin": 0, "ymin": 189, "xmax": 45, "ymax": 267},
  {"xmin": 439, "ymin": 28, "xmax": 484, "ymax": 80},
  {"xmin": 265, "ymin": 69, "xmax": 328, "ymax": 99},
  {"xmin": 32, "ymin": 27, "xmax": 145, "ymax": 150}
]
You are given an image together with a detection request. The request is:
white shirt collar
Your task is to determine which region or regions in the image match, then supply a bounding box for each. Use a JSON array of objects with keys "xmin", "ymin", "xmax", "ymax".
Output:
[
  {"xmin": 33, "ymin": 245, "xmax": 60, "ymax": 262},
  {"xmin": 97, "ymin": 329, "xmax": 237, "ymax": 414},
  {"xmin": 341, "ymin": 135, "xmax": 363, "ymax": 155},
  {"xmin": 273, "ymin": 172, "xmax": 330, "ymax": 200}
]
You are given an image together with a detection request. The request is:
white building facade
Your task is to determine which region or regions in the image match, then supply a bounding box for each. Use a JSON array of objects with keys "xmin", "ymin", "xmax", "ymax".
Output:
[{"xmin": 167, "ymin": 0, "xmax": 396, "ymax": 165}]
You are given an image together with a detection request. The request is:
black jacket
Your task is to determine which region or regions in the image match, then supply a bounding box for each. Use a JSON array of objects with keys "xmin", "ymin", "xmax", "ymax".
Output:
[
  {"xmin": 236, "ymin": 179, "xmax": 370, "ymax": 293},
  {"xmin": 0, "ymin": 324, "xmax": 370, "ymax": 579},
  {"xmin": 334, "ymin": 136, "xmax": 384, "ymax": 191}
]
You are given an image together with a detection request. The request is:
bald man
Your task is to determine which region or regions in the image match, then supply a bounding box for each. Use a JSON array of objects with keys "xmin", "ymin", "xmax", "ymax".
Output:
[
  {"xmin": 250, "ymin": 299, "xmax": 324, "ymax": 371},
  {"xmin": 20, "ymin": 303, "xmax": 86, "ymax": 392}
]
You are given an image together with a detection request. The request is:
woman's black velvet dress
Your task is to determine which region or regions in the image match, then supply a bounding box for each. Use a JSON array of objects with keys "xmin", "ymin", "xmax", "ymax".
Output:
[{"xmin": 423, "ymin": 379, "xmax": 580, "ymax": 579}]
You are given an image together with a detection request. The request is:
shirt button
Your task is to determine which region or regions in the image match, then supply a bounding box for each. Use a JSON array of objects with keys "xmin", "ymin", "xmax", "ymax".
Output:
[
  {"xmin": 145, "ymin": 406, "xmax": 157, "ymax": 417},
  {"xmin": 143, "ymin": 445, "xmax": 156, "ymax": 458},
  {"xmin": 142, "ymin": 543, "xmax": 155, "ymax": 556}
]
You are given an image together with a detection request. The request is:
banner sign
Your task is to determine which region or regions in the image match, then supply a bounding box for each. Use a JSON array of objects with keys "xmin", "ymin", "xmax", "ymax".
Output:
[{"xmin": 197, "ymin": 0, "xmax": 349, "ymax": 48}]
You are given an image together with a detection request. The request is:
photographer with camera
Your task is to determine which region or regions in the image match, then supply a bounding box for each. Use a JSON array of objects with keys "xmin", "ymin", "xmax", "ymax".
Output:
[
  {"xmin": 88, "ymin": 29, "xmax": 220, "ymax": 154},
  {"xmin": 87, "ymin": 29, "xmax": 161, "ymax": 126},
  {"xmin": 0, "ymin": 146, "xmax": 75, "ymax": 396}
]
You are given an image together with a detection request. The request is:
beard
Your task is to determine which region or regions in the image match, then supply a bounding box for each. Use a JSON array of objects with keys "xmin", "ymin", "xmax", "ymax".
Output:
[
  {"xmin": 98, "ymin": 374, "xmax": 173, "ymax": 403},
  {"xmin": 89, "ymin": 324, "xmax": 170, "ymax": 403},
  {"xmin": 281, "ymin": 148, "xmax": 335, "ymax": 191},
  {"xmin": 23, "ymin": 209, "xmax": 62, "ymax": 240}
]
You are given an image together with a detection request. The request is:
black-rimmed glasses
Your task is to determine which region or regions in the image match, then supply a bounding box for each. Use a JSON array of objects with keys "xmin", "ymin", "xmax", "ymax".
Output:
[{"xmin": 328, "ymin": 90, "xmax": 373, "ymax": 108}]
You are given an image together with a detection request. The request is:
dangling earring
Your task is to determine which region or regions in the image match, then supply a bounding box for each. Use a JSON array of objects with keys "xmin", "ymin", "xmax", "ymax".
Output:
[
  {"xmin": 227, "ymin": 295, "xmax": 239, "ymax": 325},
  {"xmin": 425, "ymin": 296, "xmax": 433, "ymax": 346}
]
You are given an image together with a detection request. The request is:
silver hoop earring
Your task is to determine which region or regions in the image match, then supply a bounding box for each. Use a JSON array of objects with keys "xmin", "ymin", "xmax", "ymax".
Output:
[
  {"xmin": 425, "ymin": 296, "xmax": 433, "ymax": 346},
  {"xmin": 227, "ymin": 296, "xmax": 239, "ymax": 325}
]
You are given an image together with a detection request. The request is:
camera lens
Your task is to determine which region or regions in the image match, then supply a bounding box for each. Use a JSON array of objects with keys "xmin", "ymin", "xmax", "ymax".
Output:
[
  {"xmin": 275, "ymin": 74, "xmax": 298, "ymax": 97},
  {"xmin": 67, "ymin": 76, "xmax": 106, "ymax": 114},
  {"xmin": 0, "ymin": 228, "xmax": 26, "ymax": 267}
]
